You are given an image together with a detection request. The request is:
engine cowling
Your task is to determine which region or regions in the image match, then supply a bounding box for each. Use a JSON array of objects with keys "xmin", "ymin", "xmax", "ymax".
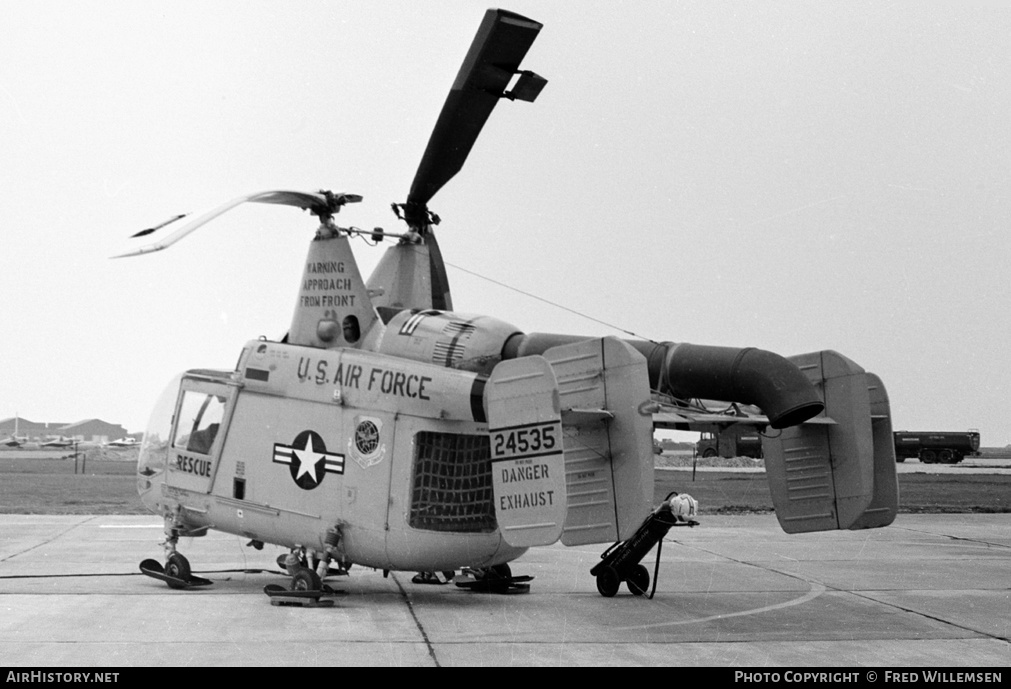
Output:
[{"xmin": 373, "ymin": 309, "xmax": 522, "ymax": 375}]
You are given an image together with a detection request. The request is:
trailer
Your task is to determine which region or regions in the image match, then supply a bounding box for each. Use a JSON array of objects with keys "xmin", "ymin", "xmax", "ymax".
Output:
[{"xmin": 893, "ymin": 430, "xmax": 980, "ymax": 464}]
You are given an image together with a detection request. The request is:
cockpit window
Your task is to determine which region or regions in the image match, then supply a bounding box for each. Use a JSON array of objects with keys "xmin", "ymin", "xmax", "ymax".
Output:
[
  {"xmin": 138, "ymin": 374, "xmax": 182, "ymax": 477},
  {"xmin": 173, "ymin": 392, "xmax": 225, "ymax": 455}
]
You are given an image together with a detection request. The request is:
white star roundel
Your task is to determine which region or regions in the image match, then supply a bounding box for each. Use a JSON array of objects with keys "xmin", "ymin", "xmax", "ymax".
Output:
[{"xmin": 273, "ymin": 430, "xmax": 344, "ymax": 490}]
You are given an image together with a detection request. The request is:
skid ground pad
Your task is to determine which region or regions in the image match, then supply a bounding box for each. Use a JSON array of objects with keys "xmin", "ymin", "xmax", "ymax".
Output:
[
  {"xmin": 454, "ymin": 574, "xmax": 533, "ymax": 594},
  {"xmin": 263, "ymin": 583, "xmax": 345, "ymax": 607},
  {"xmin": 139, "ymin": 559, "xmax": 213, "ymax": 589}
]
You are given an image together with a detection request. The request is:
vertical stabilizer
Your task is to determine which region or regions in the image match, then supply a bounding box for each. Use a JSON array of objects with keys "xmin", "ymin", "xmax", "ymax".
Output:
[
  {"xmin": 486, "ymin": 356, "xmax": 566, "ymax": 548},
  {"xmin": 847, "ymin": 372, "xmax": 899, "ymax": 529},
  {"xmin": 540, "ymin": 337, "xmax": 654, "ymax": 546},
  {"xmin": 763, "ymin": 350, "xmax": 896, "ymax": 533}
]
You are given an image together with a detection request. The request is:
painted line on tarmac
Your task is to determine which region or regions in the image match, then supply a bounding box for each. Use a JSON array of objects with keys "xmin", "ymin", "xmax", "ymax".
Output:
[
  {"xmin": 98, "ymin": 524, "xmax": 163, "ymax": 528},
  {"xmin": 0, "ymin": 516, "xmax": 100, "ymax": 562},
  {"xmin": 613, "ymin": 581, "xmax": 826, "ymax": 630}
]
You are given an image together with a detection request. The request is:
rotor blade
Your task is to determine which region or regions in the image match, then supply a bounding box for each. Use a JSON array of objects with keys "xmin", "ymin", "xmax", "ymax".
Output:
[
  {"xmin": 130, "ymin": 213, "xmax": 189, "ymax": 238},
  {"xmin": 425, "ymin": 231, "xmax": 453, "ymax": 311},
  {"xmin": 407, "ymin": 9, "xmax": 544, "ymax": 209},
  {"xmin": 112, "ymin": 190, "xmax": 334, "ymax": 258}
]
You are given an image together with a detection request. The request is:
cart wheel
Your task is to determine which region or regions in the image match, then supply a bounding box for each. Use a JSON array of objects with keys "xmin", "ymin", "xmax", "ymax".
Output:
[
  {"xmin": 627, "ymin": 564, "xmax": 650, "ymax": 596},
  {"xmin": 491, "ymin": 563, "xmax": 512, "ymax": 579},
  {"xmin": 596, "ymin": 566, "xmax": 620, "ymax": 597},
  {"xmin": 165, "ymin": 553, "xmax": 191, "ymax": 589}
]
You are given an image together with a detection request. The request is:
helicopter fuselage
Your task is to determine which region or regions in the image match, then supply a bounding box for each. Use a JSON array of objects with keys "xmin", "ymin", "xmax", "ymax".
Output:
[{"xmin": 137, "ymin": 338, "xmax": 530, "ymax": 572}]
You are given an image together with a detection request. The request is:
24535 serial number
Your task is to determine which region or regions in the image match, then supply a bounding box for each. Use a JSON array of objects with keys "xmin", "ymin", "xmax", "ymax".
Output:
[{"xmin": 492, "ymin": 422, "xmax": 560, "ymax": 460}]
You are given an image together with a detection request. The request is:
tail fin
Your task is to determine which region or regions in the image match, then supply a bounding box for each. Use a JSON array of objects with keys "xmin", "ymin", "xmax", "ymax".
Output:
[
  {"xmin": 762, "ymin": 351, "xmax": 898, "ymax": 533},
  {"xmin": 848, "ymin": 372, "xmax": 899, "ymax": 530},
  {"xmin": 541, "ymin": 337, "xmax": 654, "ymax": 545},
  {"xmin": 486, "ymin": 356, "xmax": 567, "ymax": 548}
]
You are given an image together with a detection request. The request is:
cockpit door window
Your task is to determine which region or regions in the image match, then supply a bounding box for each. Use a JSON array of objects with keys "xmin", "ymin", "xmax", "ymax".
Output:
[
  {"xmin": 173, "ymin": 391, "xmax": 226, "ymax": 455},
  {"xmin": 167, "ymin": 379, "xmax": 236, "ymax": 493}
]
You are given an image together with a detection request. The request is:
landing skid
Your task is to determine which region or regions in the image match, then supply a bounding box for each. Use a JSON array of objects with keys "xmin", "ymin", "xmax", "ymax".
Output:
[
  {"xmin": 263, "ymin": 583, "xmax": 345, "ymax": 607},
  {"xmin": 139, "ymin": 558, "xmax": 213, "ymax": 589}
]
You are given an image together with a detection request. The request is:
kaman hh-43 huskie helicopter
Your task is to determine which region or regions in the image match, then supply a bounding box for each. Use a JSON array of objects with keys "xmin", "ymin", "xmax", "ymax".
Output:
[{"xmin": 119, "ymin": 9, "xmax": 897, "ymax": 602}]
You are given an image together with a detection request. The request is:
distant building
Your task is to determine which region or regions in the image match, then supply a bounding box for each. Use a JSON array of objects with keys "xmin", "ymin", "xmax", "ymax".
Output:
[
  {"xmin": 0, "ymin": 417, "xmax": 128, "ymax": 443},
  {"xmin": 0, "ymin": 417, "xmax": 70, "ymax": 439},
  {"xmin": 57, "ymin": 419, "xmax": 128, "ymax": 444}
]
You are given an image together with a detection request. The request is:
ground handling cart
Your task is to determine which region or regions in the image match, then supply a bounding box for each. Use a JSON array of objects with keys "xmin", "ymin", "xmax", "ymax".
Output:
[{"xmin": 590, "ymin": 491, "xmax": 698, "ymax": 598}]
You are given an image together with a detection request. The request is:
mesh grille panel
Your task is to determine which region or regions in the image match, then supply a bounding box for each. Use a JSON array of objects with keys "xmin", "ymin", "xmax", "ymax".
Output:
[{"xmin": 410, "ymin": 431, "xmax": 495, "ymax": 533}]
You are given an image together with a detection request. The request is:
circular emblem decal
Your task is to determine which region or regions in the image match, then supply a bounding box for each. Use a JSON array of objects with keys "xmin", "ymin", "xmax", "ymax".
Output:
[
  {"xmin": 349, "ymin": 416, "xmax": 386, "ymax": 469},
  {"xmin": 355, "ymin": 420, "xmax": 380, "ymax": 455}
]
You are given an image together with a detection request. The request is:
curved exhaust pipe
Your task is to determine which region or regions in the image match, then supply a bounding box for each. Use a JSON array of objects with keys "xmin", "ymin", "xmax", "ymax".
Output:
[
  {"xmin": 502, "ymin": 334, "xmax": 824, "ymax": 429},
  {"xmin": 631, "ymin": 342, "xmax": 824, "ymax": 429}
]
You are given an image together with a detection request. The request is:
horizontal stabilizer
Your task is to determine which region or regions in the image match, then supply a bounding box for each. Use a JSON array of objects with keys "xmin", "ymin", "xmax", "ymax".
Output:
[
  {"xmin": 651, "ymin": 406, "xmax": 838, "ymax": 431},
  {"xmin": 561, "ymin": 408, "xmax": 614, "ymax": 425}
]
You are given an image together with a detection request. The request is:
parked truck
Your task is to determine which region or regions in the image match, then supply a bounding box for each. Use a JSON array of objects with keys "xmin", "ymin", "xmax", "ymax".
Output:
[
  {"xmin": 893, "ymin": 430, "xmax": 980, "ymax": 464},
  {"xmin": 696, "ymin": 426, "xmax": 764, "ymax": 459}
]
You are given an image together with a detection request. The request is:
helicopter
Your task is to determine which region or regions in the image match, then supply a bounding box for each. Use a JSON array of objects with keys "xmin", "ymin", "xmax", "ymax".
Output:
[{"xmin": 118, "ymin": 8, "xmax": 897, "ymax": 601}]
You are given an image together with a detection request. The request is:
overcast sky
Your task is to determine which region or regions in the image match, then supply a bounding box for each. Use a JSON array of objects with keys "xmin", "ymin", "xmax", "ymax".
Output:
[{"xmin": 2, "ymin": 1, "xmax": 1008, "ymax": 445}]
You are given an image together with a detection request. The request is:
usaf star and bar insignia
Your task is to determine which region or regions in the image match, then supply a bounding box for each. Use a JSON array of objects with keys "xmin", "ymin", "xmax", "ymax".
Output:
[{"xmin": 273, "ymin": 430, "xmax": 344, "ymax": 490}]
